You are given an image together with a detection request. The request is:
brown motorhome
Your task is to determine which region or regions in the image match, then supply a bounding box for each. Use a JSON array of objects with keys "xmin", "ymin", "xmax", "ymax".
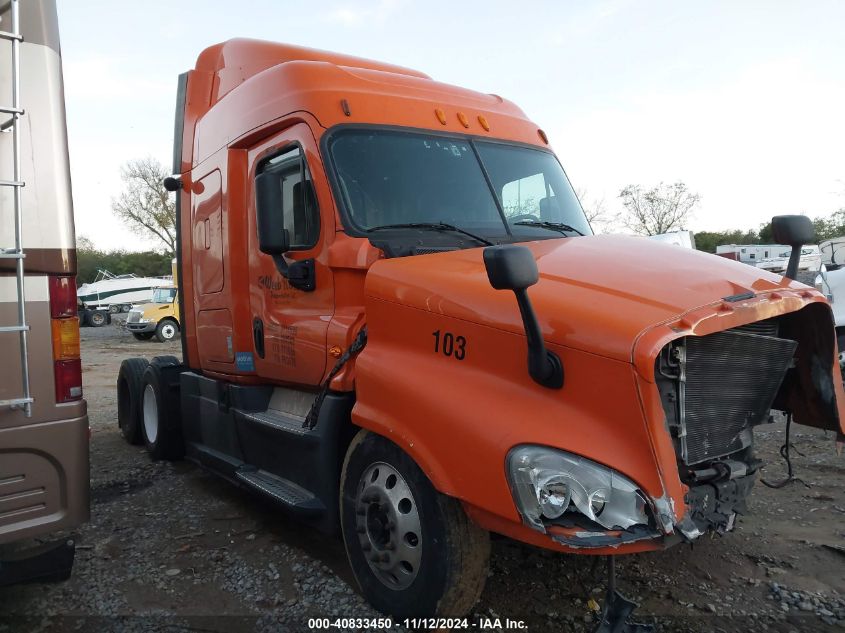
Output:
[{"xmin": 0, "ymin": 0, "xmax": 88, "ymax": 584}]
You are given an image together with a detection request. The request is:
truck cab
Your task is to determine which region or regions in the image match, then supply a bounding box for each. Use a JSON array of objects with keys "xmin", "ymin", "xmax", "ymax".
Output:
[
  {"xmin": 117, "ymin": 39, "xmax": 845, "ymax": 620},
  {"xmin": 125, "ymin": 285, "xmax": 179, "ymax": 342}
]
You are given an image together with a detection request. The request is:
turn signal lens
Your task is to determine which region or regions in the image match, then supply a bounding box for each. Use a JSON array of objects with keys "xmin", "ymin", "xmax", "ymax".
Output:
[{"xmin": 52, "ymin": 317, "xmax": 81, "ymax": 360}]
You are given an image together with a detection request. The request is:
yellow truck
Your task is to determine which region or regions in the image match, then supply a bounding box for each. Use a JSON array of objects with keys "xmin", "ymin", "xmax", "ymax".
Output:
[{"xmin": 125, "ymin": 260, "xmax": 180, "ymax": 342}]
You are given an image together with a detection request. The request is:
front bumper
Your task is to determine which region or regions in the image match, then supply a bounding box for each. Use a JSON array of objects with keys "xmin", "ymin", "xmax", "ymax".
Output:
[{"xmin": 126, "ymin": 322, "xmax": 156, "ymax": 333}]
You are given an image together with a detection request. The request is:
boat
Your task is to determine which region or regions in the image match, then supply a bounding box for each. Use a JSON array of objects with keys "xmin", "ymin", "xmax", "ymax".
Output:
[{"xmin": 77, "ymin": 270, "xmax": 171, "ymax": 313}]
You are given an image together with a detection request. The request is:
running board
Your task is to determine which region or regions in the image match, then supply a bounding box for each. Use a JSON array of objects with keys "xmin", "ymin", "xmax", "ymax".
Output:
[
  {"xmin": 0, "ymin": 538, "xmax": 75, "ymax": 587},
  {"xmin": 235, "ymin": 467, "xmax": 325, "ymax": 516}
]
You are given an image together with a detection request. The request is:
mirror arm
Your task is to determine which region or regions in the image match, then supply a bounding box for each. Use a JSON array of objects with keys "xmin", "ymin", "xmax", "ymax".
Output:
[
  {"xmin": 513, "ymin": 289, "xmax": 564, "ymax": 389},
  {"xmin": 272, "ymin": 255, "xmax": 316, "ymax": 292},
  {"xmin": 785, "ymin": 247, "xmax": 802, "ymax": 281}
]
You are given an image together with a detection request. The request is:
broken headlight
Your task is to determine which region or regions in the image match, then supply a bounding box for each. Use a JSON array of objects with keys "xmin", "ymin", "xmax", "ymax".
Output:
[{"xmin": 507, "ymin": 446, "xmax": 650, "ymax": 532}]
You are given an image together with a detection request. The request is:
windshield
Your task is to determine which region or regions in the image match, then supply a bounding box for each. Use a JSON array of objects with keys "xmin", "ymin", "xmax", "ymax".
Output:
[
  {"xmin": 152, "ymin": 287, "xmax": 176, "ymax": 303},
  {"xmin": 328, "ymin": 129, "xmax": 591, "ymax": 241}
]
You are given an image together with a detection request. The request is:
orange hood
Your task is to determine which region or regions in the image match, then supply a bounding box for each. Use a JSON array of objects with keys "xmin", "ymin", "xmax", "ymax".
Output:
[{"xmin": 364, "ymin": 235, "xmax": 805, "ymax": 363}]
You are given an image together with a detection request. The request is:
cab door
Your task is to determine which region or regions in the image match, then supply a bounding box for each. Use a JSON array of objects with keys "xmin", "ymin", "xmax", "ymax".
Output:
[{"xmin": 246, "ymin": 123, "xmax": 334, "ymax": 387}]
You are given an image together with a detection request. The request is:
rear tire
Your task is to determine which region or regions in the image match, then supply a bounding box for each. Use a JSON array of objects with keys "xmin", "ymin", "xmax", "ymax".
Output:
[
  {"xmin": 155, "ymin": 319, "xmax": 179, "ymax": 343},
  {"xmin": 108, "ymin": 304, "xmax": 120, "ymax": 314},
  {"xmin": 340, "ymin": 430, "xmax": 490, "ymax": 619},
  {"xmin": 140, "ymin": 358, "xmax": 184, "ymax": 460},
  {"xmin": 116, "ymin": 358, "xmax": 149, "ymax": 445},
  {"xmin": 89, "ymin": 311, "xmax": 107, "ymax": 327},
  {"xmin": 132, "ymin": 332, "xmax": 154, "ymax": 341}
]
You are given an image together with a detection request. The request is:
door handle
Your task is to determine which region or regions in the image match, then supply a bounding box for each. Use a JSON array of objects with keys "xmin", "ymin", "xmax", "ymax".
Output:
[{"xmin": 252, "ymin": 317, "xmax": 265, "ymax": 359}]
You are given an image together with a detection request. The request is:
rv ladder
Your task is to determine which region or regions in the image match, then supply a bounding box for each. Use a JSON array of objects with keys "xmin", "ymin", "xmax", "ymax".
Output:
[{"xmin": 0, "ymin": 0, "xmax": 33, "ymax": 417}]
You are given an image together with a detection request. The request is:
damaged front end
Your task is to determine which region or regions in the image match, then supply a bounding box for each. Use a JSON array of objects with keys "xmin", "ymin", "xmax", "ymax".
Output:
[
  {"xmin": 504, "ymin": 301, "xmax": 844, "ymax": 551},
  {"xmin": 653, "ymin": 302, "xmax": 843, "ymax": 538}
]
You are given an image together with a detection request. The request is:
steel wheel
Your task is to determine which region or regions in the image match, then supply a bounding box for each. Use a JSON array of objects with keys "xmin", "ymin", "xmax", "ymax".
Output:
[
  {"xmin": 142, "ymin": 384, "xmax": 159, "ymax": 444},
  {"xmin": 355, "ymin": 462, "xmax": 422, "ymax": 590},
  {"xmin": 90, "ymin": 311, "xmax": 106, "ymax": 326}
]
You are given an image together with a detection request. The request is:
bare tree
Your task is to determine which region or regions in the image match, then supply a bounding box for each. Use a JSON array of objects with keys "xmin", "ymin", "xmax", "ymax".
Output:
[
  {"xmin": 618, "ymin": 181, "xmax": 700, "ymax": 236},
  {"xmin": 111, "ymin": 157, "xmax": 176, "ymax": 253},
  {"xmin": 576, "ymin": 188, "xmax": 614, "ymax": 234}
]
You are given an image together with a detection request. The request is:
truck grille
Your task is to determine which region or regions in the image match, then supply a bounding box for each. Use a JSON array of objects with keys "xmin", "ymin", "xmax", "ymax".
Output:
[
  {"xmin": 669, "ymin": 324, "xmax": 797, "ymax": 465},
  {"xmin": 127, "ymin": 311, "xmax": 140, "ymax": 324}
]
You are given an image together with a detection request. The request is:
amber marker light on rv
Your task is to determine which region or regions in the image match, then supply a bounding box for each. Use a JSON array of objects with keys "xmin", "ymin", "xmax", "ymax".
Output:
[{"xmin": 51, "ymin": 317, "xmax": 81, "ymax": 360}]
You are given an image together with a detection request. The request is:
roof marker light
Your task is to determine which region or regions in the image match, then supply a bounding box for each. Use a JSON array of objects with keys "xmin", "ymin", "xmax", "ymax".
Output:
[
  {"xmin": 341, "ymin": 99, "xmax": 351, "ymax": 116},
  {"xmin": 457, "ymin": 112, "xmax": 470, "ymax": 128},
  {"xmin": 478, "ymin": 115, "xmax": 490, "ymax": 131},
  {"xmin": 538, "ymin": 129, "xmax": 549, "ymax": 144},
  {"xmin": 435, "ymin": 108, "xmax": 447, "ymax": 125}
]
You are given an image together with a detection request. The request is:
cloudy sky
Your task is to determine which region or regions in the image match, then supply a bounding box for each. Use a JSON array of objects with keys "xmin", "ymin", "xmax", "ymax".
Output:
[{"xmin": 57, "ymin": 0, "xmax": 845, "ymax": 250}]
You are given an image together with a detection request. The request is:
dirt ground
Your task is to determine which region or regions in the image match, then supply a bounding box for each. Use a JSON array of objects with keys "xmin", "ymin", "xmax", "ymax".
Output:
[{"xmin": 1, "ymin": 321, "xmax": 844, "ymax": 633}]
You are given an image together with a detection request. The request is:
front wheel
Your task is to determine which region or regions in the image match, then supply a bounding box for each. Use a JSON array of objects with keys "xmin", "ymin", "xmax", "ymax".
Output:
[
  {"xmin": 340, "ymin": 431, "xmax": 490, "ymax": 619},
  {"xmin": 155, "ymin": 320, "xmax": 178, "ymax": 343},
  {"xmin": 132, "ymin": 332, "xmax": 154, "ymax": 341}
]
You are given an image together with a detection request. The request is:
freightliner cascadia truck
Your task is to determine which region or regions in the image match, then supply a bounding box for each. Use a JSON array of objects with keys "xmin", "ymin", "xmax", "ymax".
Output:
[
  {"xmin": 0, "ymin": 0, "xmax": 88, "ymax": 585},
  {"xmin": 115, "ymin": 38, "xmax": 845, "ymax": 624}
]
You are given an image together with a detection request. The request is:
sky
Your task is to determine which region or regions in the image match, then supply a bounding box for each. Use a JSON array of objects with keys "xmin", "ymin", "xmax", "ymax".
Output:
[{"xmin": 57, "ymin": 0, "xmax": 845, "ymax": 250}]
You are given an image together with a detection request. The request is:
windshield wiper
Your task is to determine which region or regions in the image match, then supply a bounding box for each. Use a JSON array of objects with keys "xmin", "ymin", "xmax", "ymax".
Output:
[
  {"xmin": 514, "ymin": 220, "xmax": 584, "ymax": 237},
  {"xmin": 366, "ymin": 222, "xmax": 494, "ymax": 246}
]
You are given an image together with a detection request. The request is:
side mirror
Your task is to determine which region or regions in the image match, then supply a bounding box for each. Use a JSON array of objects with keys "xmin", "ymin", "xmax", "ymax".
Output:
[
  {"xmin": 255, "ymin": 171, "xmax": 290, "ymax": 255},
  {"xmin": 771, "ymin": 215, "xmax": 815, "ymax": 280},
  {"xmin": 483, "ymin": 245, "xmax": 563, "ymax": 389},
  {"xmin": 483, "ymin": 243, "xmax": 539, "ymax": 290}
]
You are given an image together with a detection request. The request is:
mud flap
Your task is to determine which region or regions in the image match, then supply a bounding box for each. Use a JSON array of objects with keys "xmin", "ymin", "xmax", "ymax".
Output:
[
  {"xmin": 594, "ymin": 556, "xmax": 654, "ymax": 633},
  {"xmin": 0, "ymin": 538, "xmax": 75, "ymax": 587}
]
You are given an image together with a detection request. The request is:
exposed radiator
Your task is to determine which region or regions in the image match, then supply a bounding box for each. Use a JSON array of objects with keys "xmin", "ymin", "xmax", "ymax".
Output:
[{"xmin": 678, "ymin": 326, "xmax": 797, "ymax": 465}]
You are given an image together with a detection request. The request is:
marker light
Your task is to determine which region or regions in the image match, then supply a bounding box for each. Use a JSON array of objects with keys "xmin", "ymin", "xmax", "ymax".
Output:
[
  {"xmin": 478, "ymin": 115, "xmax": 490, "ymax": 131},
  {"xmin": 457, "ymin": 112, "xmax": 470, "ymax": 128},
  {"xmin": 435, "ymin": 108, "xmax": 447, "ymax": 125}
]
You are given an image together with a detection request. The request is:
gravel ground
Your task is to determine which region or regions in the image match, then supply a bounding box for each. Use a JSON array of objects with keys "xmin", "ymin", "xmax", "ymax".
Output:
[{"xmin": 1, "ymin": 320, "xmax": 844, "ymax": 632}]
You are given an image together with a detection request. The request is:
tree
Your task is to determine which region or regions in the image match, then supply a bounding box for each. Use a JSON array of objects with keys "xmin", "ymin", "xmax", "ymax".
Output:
[
  {"xmin": 618, "ymin": 181, "xmax": 700, "ymax": 236},
  {"xmin": 576, "ymin": 188, "xmax": 615, "ymax": 234},
  {"xmin": 111, "ymin": 157, "xmax": 176, "ymax": 254}
]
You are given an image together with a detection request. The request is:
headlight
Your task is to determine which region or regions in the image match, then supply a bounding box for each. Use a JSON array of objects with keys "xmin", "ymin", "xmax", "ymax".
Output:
[{"xmin": 507, "ymin": 446, "xmax": 650, "ymax": 532}]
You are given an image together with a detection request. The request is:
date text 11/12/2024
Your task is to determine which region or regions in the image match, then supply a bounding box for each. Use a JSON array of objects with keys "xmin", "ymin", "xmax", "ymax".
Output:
[{"xmin": 307, "ymin": 617, "xmax": 529, "ymax": 630}]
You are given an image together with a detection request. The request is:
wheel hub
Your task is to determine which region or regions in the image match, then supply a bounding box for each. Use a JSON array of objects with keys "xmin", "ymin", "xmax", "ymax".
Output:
[{"xmin": 355, "ymin": 462, "xmax": 422, "ymax": 590}]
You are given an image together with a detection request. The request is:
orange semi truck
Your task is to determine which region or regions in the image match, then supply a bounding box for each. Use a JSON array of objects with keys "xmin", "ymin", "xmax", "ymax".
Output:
[{"xmin": 116, "ymin": 39, "xmax": 845, "ymax": 622}]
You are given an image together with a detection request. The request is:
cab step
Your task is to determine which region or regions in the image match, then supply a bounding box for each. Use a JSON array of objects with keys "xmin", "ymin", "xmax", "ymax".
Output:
[{"xmin": 235, "ymin": 467, "xmax": 324, "ymax": 516}]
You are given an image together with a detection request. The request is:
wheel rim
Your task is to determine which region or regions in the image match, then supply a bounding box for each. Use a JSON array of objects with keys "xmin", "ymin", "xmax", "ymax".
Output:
[
  {"xmin": 142, "ymin": 384, "xmax": 158, "ymax": 444},
  {"xmin": 355, "ymin": 462, "xmax": 422, "ymax": 590},
  {"xmin": 161, "ymin": 323, "xmax": 176, "ymax": 340},
  {"xmin": 92, "ymin": 313, "xmax": 104, "ymax": 325},
  {"xmin": 109, "ymin": 305, "xmax": 119, "ymax": 314}
]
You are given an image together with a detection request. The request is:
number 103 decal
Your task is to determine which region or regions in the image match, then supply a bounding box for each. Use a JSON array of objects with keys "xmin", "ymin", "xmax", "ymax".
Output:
[{"xmin": 432, "ymin": 330, "xmax": 466, "ymax": 360}]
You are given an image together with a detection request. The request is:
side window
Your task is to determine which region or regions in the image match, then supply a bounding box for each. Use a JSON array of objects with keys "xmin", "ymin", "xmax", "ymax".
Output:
[
  {"xmin": 501, "ymin": 172, "xmax": 550, "ymax": 219},
  {"xmin": 257, "ymin": 146, "xmax": 319, "ymax": 250}
]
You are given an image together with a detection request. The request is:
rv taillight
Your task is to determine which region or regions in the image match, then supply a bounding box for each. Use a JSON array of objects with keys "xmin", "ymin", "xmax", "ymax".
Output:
[
  {"xmin": 49, "ymin": 276, "xmax": 77, "ymax": 318},
  {"xmin": 54, "ymin": 359, "xmax": 83, "ymax": 403},
  {"xmin": 50, "ymin": 275, "xmax": 83, "ymax": 403}
]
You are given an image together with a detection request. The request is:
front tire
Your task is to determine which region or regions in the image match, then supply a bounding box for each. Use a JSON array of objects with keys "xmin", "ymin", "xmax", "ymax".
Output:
[
  {"xmin": 340, "ymin": 431, "xmax": 490, "ymax": 619},
  {"xmin": 132, "ymin": 332, "xmax": 154, "ymax": 341},
  {"xmin": 155, "ymin": 319, "xmax": 178, "ymax": 343}
]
